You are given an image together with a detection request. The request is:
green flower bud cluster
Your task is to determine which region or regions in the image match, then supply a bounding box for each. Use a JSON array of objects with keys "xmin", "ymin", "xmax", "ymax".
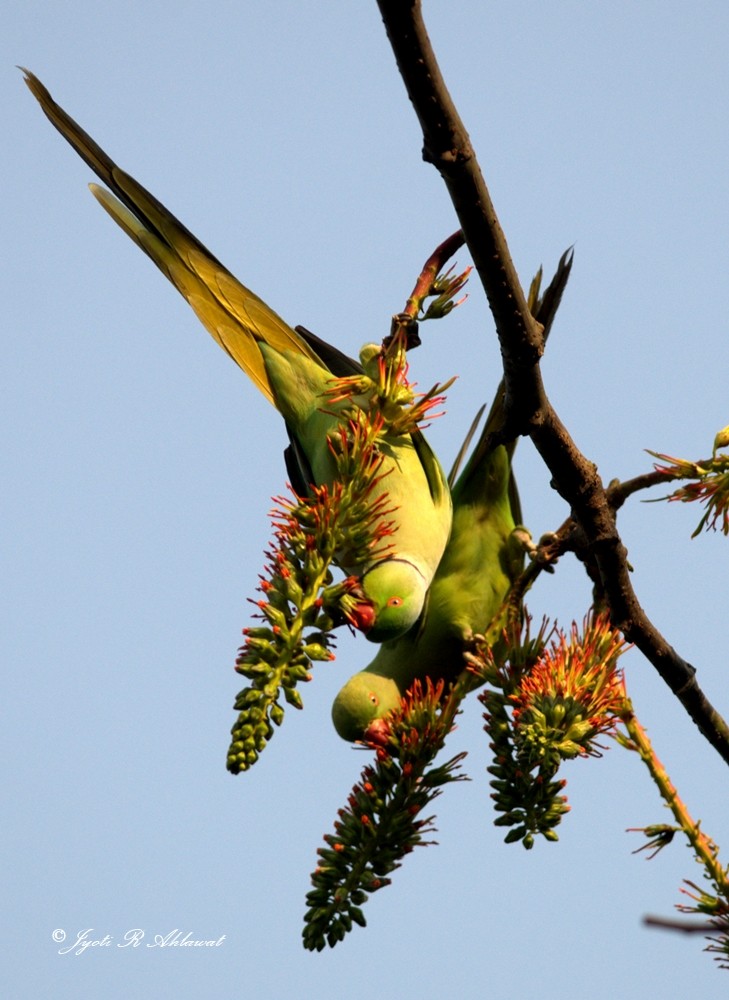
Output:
[
  {"xmin": 419, "ymin": 263, "xmax": 471, "ymax": 321},
  {"xmin": 513, "ymin": 698, "xmax": 603, "ymax": 770},
  {"xmin": 482, "ymin": 686, "xmax": 569, "ymax": 850},
  {"xmin": 478, "ymin": 614, "xmax": 626, "ymax": 849},
  {"xmin": 302, "ymin": 680, "xmax": 466, "ymax": 950},
  {"xmin": 227, "ymin": 419, "xmax": 399, "ymax": 775},
  {"xmin": 324, "ymin": 330, "xmax": 455, "ymax": 440}
]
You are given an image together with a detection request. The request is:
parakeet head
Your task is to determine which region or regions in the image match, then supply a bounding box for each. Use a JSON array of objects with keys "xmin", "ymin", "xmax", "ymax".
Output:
[
  {"xmin": 331, "ymin": 671, "xmax": 402, "ymax": 742},
  {"xmin": 359, "ymin": 560, "xmax": 426, "ymax": 642}
]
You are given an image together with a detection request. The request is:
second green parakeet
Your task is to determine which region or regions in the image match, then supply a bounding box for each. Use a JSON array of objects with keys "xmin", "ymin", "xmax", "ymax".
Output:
[{"xmin": 332, "ymin": 251, "xmax": 573, "ymax": 739}]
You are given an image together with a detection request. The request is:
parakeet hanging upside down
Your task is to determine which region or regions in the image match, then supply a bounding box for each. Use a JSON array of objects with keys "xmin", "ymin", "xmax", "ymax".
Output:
[
  {"xmin": 23, "ymin": 70, "xmax": 453, "ymax": 642},
  {"xmin": 331, "ymin": 251, "xmax": 573, "ymax": 739}
]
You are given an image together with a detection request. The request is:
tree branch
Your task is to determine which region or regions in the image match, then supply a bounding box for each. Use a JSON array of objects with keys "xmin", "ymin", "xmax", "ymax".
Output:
[{"xmin": 376, "ymin": 0, "xmax": 729, "ymax": 765}]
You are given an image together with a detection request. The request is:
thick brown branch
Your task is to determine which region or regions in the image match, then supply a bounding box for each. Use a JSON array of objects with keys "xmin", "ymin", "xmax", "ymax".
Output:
[{"xmin": 377, "ymin": 0, "xmax": 729, "ymax": 766}]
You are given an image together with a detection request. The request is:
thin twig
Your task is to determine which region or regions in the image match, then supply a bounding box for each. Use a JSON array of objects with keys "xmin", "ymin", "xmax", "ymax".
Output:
[
  {"xmin": 402, "ymin": 229, "xmax": 465, "ymax": 321},
  {"xmin": 644, "ymin": 916, "xmax": 721, "ymax": 934},
  {"xmin": 608, "ymin": 457, "xmax": 718, "ymax": 509}
]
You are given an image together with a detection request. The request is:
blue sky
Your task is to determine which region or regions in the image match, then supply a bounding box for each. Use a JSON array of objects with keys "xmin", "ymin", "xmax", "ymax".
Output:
[{"xmin": 4, "ymin": 3, "xmax": 728, "ymax": 997}]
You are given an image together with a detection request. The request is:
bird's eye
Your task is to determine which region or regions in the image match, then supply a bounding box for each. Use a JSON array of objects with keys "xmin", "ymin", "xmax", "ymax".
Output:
[
  {"xmin": 387, "ymin": 596, "xmax": 403, "ymax": 608},
  {"xmin": 368, "ymin": 692, "xmax": 379, "ymax": 706}
]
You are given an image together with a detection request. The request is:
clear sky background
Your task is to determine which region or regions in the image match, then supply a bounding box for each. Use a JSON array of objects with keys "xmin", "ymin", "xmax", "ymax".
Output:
[{"xmin": 4, "ymin": 3, "xmax": 728, "ymax": 997}]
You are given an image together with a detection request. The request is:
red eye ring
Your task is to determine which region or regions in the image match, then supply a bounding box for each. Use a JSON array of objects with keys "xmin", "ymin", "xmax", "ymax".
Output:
[{"xmin": 387, "ymin": 596, "xmax": 403, "ymax": 608}]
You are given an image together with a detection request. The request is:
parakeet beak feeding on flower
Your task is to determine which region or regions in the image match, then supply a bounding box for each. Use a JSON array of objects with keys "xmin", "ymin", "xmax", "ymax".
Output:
[{"xmin": 346, "ymin": 600, "xmax": 376, "ymax": 634}]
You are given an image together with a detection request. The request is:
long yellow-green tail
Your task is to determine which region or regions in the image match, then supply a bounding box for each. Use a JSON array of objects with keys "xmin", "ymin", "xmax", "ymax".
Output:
[{"xmin": 22, "ymin": 69, "xmax": 320, "ymax": 404}]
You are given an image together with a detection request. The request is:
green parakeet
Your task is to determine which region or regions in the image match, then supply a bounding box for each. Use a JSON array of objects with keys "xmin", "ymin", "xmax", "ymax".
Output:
[
  {"xmin": 23, "ymin": 70, "xmax": 453, "ymax": 642},
  {"xmin": 331, "ymin": 251, "xmax": 573, "ymax": 739}
]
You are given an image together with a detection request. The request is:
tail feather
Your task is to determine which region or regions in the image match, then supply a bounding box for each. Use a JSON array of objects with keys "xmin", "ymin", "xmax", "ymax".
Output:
[{"xmin": 23, "ymin": 69, "xmax": 321, "ymax": 404}]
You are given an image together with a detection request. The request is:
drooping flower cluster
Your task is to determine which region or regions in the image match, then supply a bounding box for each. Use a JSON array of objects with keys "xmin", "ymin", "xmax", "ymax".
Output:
[
  {"xmin": 302, "ymin": 679, "xmax": 467, "ymax": 951},
  {"xmin": 227, "ymin": 416, "xmax": 394, "ymax": 774},
  {"xmin": 510, "ymin": 615, "xmax": 628, "ymax": 767},
  {"xmin": 480, "ymin": 612, "xmax": 628, "ymax": 848}
]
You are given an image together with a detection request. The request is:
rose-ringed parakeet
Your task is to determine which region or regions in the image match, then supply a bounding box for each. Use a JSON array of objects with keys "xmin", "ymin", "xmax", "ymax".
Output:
[
  {"xmin": 331, "ymin": 251, "xmax": 573, "ymax": 739},
  {"xmin": 23, "ymin": 70, "xmax": 453, "ymax": 642}
]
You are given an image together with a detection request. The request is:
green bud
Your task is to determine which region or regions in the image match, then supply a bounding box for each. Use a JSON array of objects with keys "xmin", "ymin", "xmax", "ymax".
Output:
[
  {"xmin": 714, "ymin": 425, "xmax": 729, "ymax": 456},
  {"xmin": 284, "ymin": 687, "xmax": 304, "ymax": 710},
  {"xmin": 359, "ymin": 342, "xmax": 381, "ymax": 373},
  {"xmin": 243, "ymin": 626, "xmax": 275, "ymax": 640},
  {"xmin": 302, "ymin": 642, "xmax": 332, "ymax": 661},
  {"xmin": 327, "ymin": 923, "xmax": 345, "ymax": 947},
  {"xmin": 281, "ymin": 577, "xmax": 304, "ymax": 605},
  {"xmin": 504, "ymin": 826, "xmax": 527, "ymax": 843},
  {"xmin": 263, "ymin": 605, "xmax": 288, "ymax": 629}
]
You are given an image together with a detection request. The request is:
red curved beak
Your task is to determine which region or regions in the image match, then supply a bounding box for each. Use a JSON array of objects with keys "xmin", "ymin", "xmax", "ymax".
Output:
[
  {"xmin": 363, "ymin": 717, "xmax": 390, "ymax": 748},
  {"xmin": 347, "ymin": 600, "xmax": 375, "ymax": 633}
]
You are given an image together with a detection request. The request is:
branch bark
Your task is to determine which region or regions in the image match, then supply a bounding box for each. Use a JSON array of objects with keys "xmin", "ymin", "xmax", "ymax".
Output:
[{"xmin": 377, "ymin": 0, "xmax": 729, "ymax": 766}]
